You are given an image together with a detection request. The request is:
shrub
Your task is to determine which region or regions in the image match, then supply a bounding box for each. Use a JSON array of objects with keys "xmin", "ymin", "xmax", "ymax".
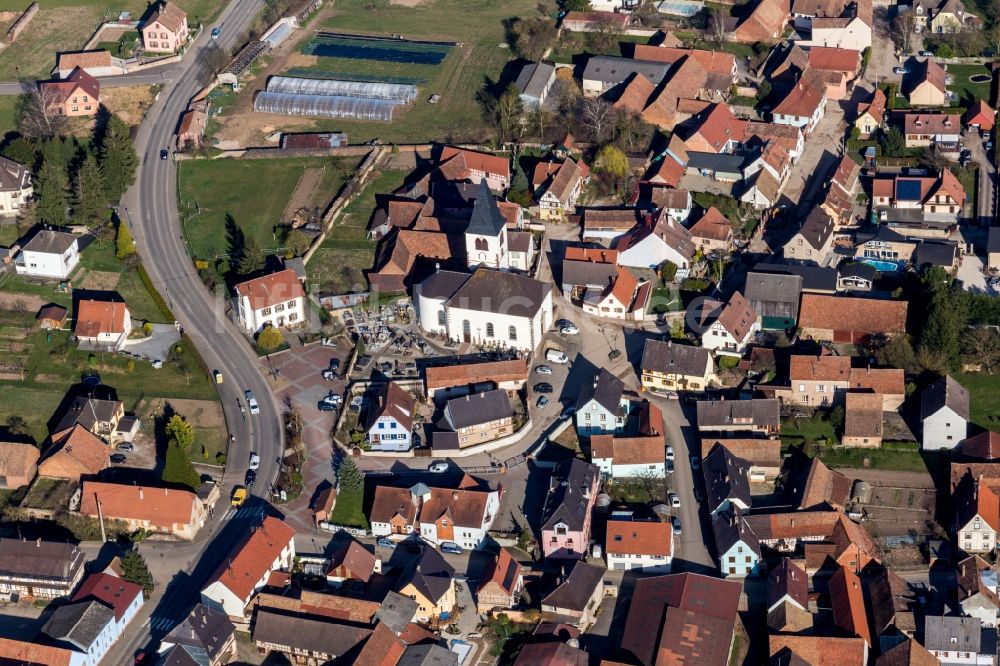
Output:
[
  {"xmin": 660, "ymin": 262, "xmax": 677, "ymax": 283},
  {"xmin": 257, "ymin": 325, "xmax": 285, "ymax": 354},
  {"xmin": 681, "ymin": 277, "xmax": 709, "ymax": 292},
  {"xmin": 142, "ymin": 322, "xmax": 153, "ymax": 336},
  {"xmin": 718, "ymin": 356, "xmax": 740, "ymax": 370}
]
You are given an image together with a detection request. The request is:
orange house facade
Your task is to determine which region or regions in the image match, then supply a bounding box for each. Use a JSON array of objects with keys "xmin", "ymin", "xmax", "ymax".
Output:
[{"xmin": 39, "ymin": 67, "xmax": 99, "ymax": 117}]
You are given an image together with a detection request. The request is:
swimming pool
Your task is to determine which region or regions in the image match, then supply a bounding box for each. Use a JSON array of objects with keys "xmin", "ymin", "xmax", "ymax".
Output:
[{"xmin": 862, "ymin": 259, "xmax": 900, "ymax": 272}]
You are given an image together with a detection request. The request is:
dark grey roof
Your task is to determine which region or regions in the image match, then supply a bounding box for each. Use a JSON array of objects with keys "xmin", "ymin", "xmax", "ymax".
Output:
[
  {"xmin": 923, "ymin": 615, "xmax": 981, "ymax": 653},
  {"xmin": 160, "ymin": 645, "xmax": 206, "ymax": 666},
  {"xmin": 696, "ymin": 399, "xmax": 780, "ymax": 430},
  {"xmin": 561, "ymin": 260, "xmax": 617, "ymax": 290},
  {"xmin": 0, "ymin": 538, "xmax": 85, "ymax": 583},
  {"xmin": 419, "ymin": 270, "xmax": 470, "ymax": 300},
  {"xmin": 397, "ymin": 547, "xmax": 455, "ymax": 604},
  {"xmin": 702, "ymin": 444, "xmax": 752, "ymax": 513},
  {"xmin": 838, "ymin": 262, "xmax": 877, "ymax": 282},
  {"xmin": 43, "ymin": 600, "xmax": 115, "ymax": 651},
  {"xmin": 516, "ymin": 61, "xmax": 555, "ymax": 100},
  {"xmin": 915, "ymin": 240, "xmax": 958, "ymax": 267},
  {"xmin": 793, "ymin": 208, "xmax": 834, "ymax": 252},
  {"xmin": 466, "ymin": 181, "xmax": 507, "ymax": 237},
  {"xmin": 581, "ymin": 55, "xmax": 670, "ymax": 85},
  {"xmin": 55, "ymin": 396, "xmax": 121, "ymax": 434},
  {"xmin": 575, "ymin": 368, "xmax": 625, "ymax": 414},
  {"xmin": 754, "ymin": 261, "xmax": 838, "ymax": 292},
  {"xmin": 541, "ymin": 458, "xmax": 600, "ymax": 532},
  {"xmin": 252, "ymin": 609, "xmax": 371, "ymax": 657},
  {"xmin": 442, "ymin": 389, "xmax": 513, "ymax": 430},
  {"xmin": 686, "ymin": 152, "xmax": 745, "ymax": 174},
  {"xmin": 744, "ymin": 271, "xmax": 802, "ymax": 319},
  {"xmin": 284, "ymin": 257, "xmax": 306, "ymax": 280},
  {"xmin": 541, "ymin": 561, "xmax": 606, "ymax": 612},
  {"xmin": 398, "ymin": 644, "xmax": 460, "ymax": 666},
  {"xmin": 641, "ymin": 339, "xmax": 711, "ymax": 378},
  {"xmin": 990, "ymin": 227, "xmax": 1000, "ymax": 253},
  {"xmin": 0, "ymin": 156, "xmax": 28, "ymax": 192},
  {"xmin": 712, "ymin": 508, "xmax": 760, "ymax": 557},
  {"xmin": 161, "ymin": 603, "xmax": 235, "ymax": 663},
  {"xmin": 21, "ymin": 229, "xmax": 77, "ymax": 255},
  {"xmin": 446, "ymin": 268, "xmax": 551, "ymax": 318},
  {"xmin": 921, "ymin": 375, "xmax": 970, "ymax": 421},
  {"xmin": 855, "ymin": 225, "xmax": 908, "ymax": 245},
  {"xmin": 376, "ymin": 591, "xmax": 418, "ymax": 634}
]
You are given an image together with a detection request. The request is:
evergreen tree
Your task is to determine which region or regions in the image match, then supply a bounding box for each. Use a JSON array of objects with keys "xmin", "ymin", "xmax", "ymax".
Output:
[
  {"xmin": 115, "ymin": 220, "xmax": 135, "ymax": 259},
  {"xmin": 511, "ymin": 164, "xmax": 529, "ymax": 193},
  {"xmin": 99, "ymin": 115, "xmax": 138, "ymax": 201},
  {"xmin": 162, "ymin": 439, "xmax": 201, "ymax": 490},
  {"xmin": 237, "ymin": 233, "xmax": 263, "ymax": 275},
  {"xmin": 75, "ymin": 153, "xmax": 108, "ymax": 228},
  {"xmin": 35, "ymin": 157, "xmax": 68, "ymax": 226},
  {"xmin": 338, "ymin": 456, "xmax": 363, "ymax": 493},
  {"xmin": 0, "ymin": 137, "xmax": 36, "ymax": 168},
  {"xmin": 165, "ymin": 415, "xmax": 195, "ymax": 453},
  {"xmin": 120, "ymin": 549, "xmax": 155, "ymax": 598}
]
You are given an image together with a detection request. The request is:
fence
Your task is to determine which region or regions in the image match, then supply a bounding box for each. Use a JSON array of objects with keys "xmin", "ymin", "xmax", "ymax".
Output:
[{"xmin": 319, "ymin": 521, "xmax": 368, "ymax": 536}]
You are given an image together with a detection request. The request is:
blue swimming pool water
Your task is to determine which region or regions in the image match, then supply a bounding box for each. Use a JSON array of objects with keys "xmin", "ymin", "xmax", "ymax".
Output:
[{"xmin": 862, "ymin": 259, "xmax": 900, "ymax": 272}]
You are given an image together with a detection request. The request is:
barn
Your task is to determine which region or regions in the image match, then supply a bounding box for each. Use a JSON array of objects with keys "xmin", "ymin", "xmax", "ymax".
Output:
[{"xmin": 798, "ymin": 294, "xmax": 908, "ymax": 344}]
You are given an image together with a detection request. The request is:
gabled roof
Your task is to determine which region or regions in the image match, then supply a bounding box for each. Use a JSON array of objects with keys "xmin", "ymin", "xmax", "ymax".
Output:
[
  {"xmin": 581, "ymin": 55, "xmax": 670, "ymax": 86},
  {"xmin": 958, "ymin": 431, "xmax": 1000, "ymax": 460},
  {"xmin": 206, "ymin": 516, "xmax": 295, "ymax": 602},
  {"xmin": 703, "ymin": 444, "xmax": 752, "ymax": 511},
  {"xmin": 446, "ymin": 268, "xmax": 551, "ymax": 318},
  {"xmin": 965, "ymin": 99, "xmax": 995, "ymax": 131},
  {"xmin": 42, "ymin": 600, "xmax": 114, "ymax": 651},
  {"xmin": 791, "ymin": 208, "xmax": 834, "ymax": 251},
  {"xmin": 366, "ymin": 382, "xmax": 415, "ymax": 431},
  {"xmin": 418, "ymin": 485, "xmax": 495, "ymax": 531},
  {"xmin": 733, "ymin": 0, "xmax": 791, "ymax": 43},
  {"xmin": 844, "ymin": 392, "xmax": 883, "ymax": 439},
  {"xmin": 21, "ymin": 229, "xmax": 76, "ymax": 255},
  {"xmin": 697, "ymin": 398, "xmax": 780, "ymax": 429},
  {"xmin": 857, "ymin": 88, "xmax": 886, "ymax": 125},
  {"xmin": 702, "ymin": 439, "xmax": 781, "ymax": 470},
  {"xmin": 591, "ymin": 433, "xmax": 666, "ymax": 466},
  {"xmin": 687, "ymin": 103, "xmax": 747, "ymax": 152},
  {"xmin": 745, "ymin": 510, "xmax": 840, "ymax": 542},
  {"xmin": 161, "ymin": 603, "xmax": 235, "ymax": 664},
  {"xmin": 0, "ymin": 638, "xmax": 76, "ymax": 666},
  {"xmin": 790, "ymin": 353, "xmax": 851, "ymax": 382},
  {"xmin": 0, "ymin": 539, "xmax": 84, "ymax": 584},
  {"xmin": 798, "ymin": 294, "xmax": 908, "ymax": 335},
  {"xmin": 957, "ymin": 554, "xmax": 1000, "ymax": 609},
  {"xmin": 768, "ymin": 558, "xmax": 808, "ymax": 610},
  {"xmin": 808, "ymin": 46, "xmax": 861, "ymax": 72},
  {"xmin": 80, "ymin": 482, "xmax": 197, "ymax": 528},
  {"xmin": 441, "ymin": 389, "xmax": 512, "ymax": 430},
  {"xmin": 0, "ymin": 441, "xmax": 39, "ymax": 482},
  {"xmin": 39, "ymin": 424, "xmax": 108, "ymax": 479},
  {"xmin": 40, "ymin": 67, "xmax": 100, "ymax": 105},
  {"xmin": 903, "ymin": 112, "xmax": 960, "ymax": 135},
  {"xmin": 234, "ymin": 269, "xmax": 305, "ymax": 311},
  {"xmin": 773, "ymin": 78, "xmax": 825, "ymax": 119},
  {"xmin": 709, "ymin": 291, "xmax": 757, "ymax": 341},
  {"xmin": 875, "ymin": 636, "xmax": 939, "ymax": 666},
  {"xmin": 425, "ymin": 358, "xmax": 527, "ymax": 391},
  {"xmin": 955, "ymin": 472, "xmax": 1000, "ymax": 532},
  {"xmin": 327, "ymin": 538, "xmax": 378, "ymax": 583},
  {"xmin": 439, "ymin": 146, "xmax": 510, "ymax": 179},
  {"xmin": 924, "ymin": 615, "xmax": 982, "ymax": 653},
  {"xmin": 75, "ymin": 299, "xmax": 129, "ymax": 338},
  {"xmin": 712, "ymin": 506, "xmax": 760, "ymax": 556},
  {"xmin": 396, "ymin": 547, "xmax": 454, "ymax": 604},
  {"xmin": 830, "ymin": 154, "xmax": 860, "ymax": 195},
  {"xmin": 252, "ymin": 609, "xmax": 371, "ymax": 658},
  {"xmin": 575, "ymin": 368, "xmax": 625, "ymax": 415},
  {"xmin": 370, "ymin": 486, "xmax": 418, "ymax": 526},
  {"xmin": 478, "ymin": 547, "xmax": 522, "ymax": 596},
  {"xmin": 354, "ymin": 623, "xmax": 407, "ymax": 666},
  {"xmin": 786, "ymin": 456, "xmax": 852, "ymax": 510},
  {"xmin": 829, "ymin": 565, "xmax": 872, "ymax": 647},
  {"xmin": 71, "ymin": 572, "xmax": 142, "ymax": 621},
  {"xmin": 145, "ymin": 1, "xmax": 187, "ymax": 32},
  {"xmin": 770, "ymin": 635, "xmax": 867, "ymax": 666},
  {"xmin": 849, "ymin": 367, "xmax": 904, "ymax": 396},
  {"xmin": 641, "ymin": 339, "xmax": 711, "ymax": 378},
  {"xmin": 910, "ymin": 58, "xmax": 947, "ymax": 96},
  {"xmin": 513, "ymin": 642, "xmax": 588, "ymax": 666},
  {"xmin": 921, "ymin": 374, "xmax": 970, "ymax": 421},
  {"xmin": 541, "ymin": 561, "xmax": 605, "ymax": 612},
  {"xmin": 689, "ymin": 207, "xmax": 732, "ymax": 242},
  {"xmin": 744, "ymin": 271, "xmax": 802, "ymax": 319},
  {"xmin": 541, "ymin": 458, "xmax": 599, "ymax": 532}
]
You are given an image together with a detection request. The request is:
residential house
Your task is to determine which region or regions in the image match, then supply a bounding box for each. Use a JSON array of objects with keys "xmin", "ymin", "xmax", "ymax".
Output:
[
  {"xmin": 903, "ymin": 112, "xmax": 961, "ymax": 149},
  {"xmin": 39, "ymin": 67, "xmax": 99, "ymax": 117},
  {"xmin": 15, "ymin": 229, "xmax": 79, "ymax": 279},
  {"xmin": 574, "ymin": 368, "xmax": 629, "ymax": 436},
  {"xmin": 702, "ymin": 439, "xmax": 782, "ymax": 480},
  {"xmin": 744, "ymin": 510, "xmax": 841, "ymax": 552},
  {"xmin": 957, "ymin": 555, "xmax": 1000, "ymax": 627},
  {"xmin": 476, "ymin": 548, "xmax": 523, "ymax": 613},
  {"xmin": 540, "ymin": 561, "xmax": 606, "ymax": 627},
  {"xmin": 580, "ymin": 55, "xmax": 669, "ymax": 97},
  {"xmin": 767, "ymin": 559, "xmax": 811, "ymax": 633},
  {"xmin": 0, "ymin": 538, "xmax": 85, "ymax": 599},
  {"xmin": 414, "ymin": 268, "xmax": 553, "ymax": 353},
  {"xmin": 156, "ymin": 603, "xmax": 237, "ymax": 666},
  {"xmin": 142, "ymin": 1, "xmax": 189, "ymax": 52},
  {"xmin": 855, "ymin": 88, "xmax": 886, "ymax": 138},
  {"xmin": 640, "ymin": 339, "xmax": 716, "ymax": 392},
  {"xmin": 965, "ymin": 99, "xmax": 995, "ymax": 133},
  {"xmin": 784, "ymin": 353, "xmax": 851, "ymax": 406},
  {"xmin": 921, "ymin": 375, "xmax": 969, "ymax": 449},
  {"xmin": 798, "ymin": 294, "xmax": 908, "ymax": 344},
  {"xmin": 395, "ymin": 547, "xmax": 456, "ymax": 623},
  {"xmin": 696, "ymin": 399, "xmax": 781, "ymax": 437},
  {"xmin": 605, "ymin": 519, "xmax": 673, "ymax": 573},
  {"xmin": 821, "ymin": 154, "xmax": 861, "ymax": 227},
  {"xmin": 365, "ymin": 382, "xmax": 416, "ymax": 452},
  {"xmin": 688, "ymin": 207, "xmax": 734, "ymax": 255},
  {"xmin": 854, "ymin": 225, "xmax": 917, "ymax": 264},
  {"xmin": 876, "ymin": 638, "xmax": 936, "ymax": 665},
  {"xmin": 580, "ymin": 208, "xmax": 640, "ymax": 242},
  {"xmin": 234, "ymin": 269, "xmax": 306, "ymax": 334},
  {"xmin": 79, "ymin": 482, "xmax": 207, "ymax": 540},
  {"xmin": 755, "ymin": 261, "xmax": 839, "ymax": 293},
  {"xmin": 326, "ymin": 538, "xmax": 379, "ymax": 586},
  {"xmin": 829, "ymin": 565, "xmax": 873, "ymax": 647},
  {"xmin": 424, "ymin": 358, "xmax": 527, "ymax": 402},
  {"xmin": 38, "ymin": 425, "xmax": 108, "ymax": 481},
  {"xmin": 616, "ymin": 209, "xmax": 696, "ymax": 273},
  {"xmin": 784, "ymin": 209, "xmax": 835, "ymax": 264},
  {"xmin": 515, "ymin": 61, "xmax": 556, "ymax": 110},
  {"xmin": 0, "ymin": 441, "xmax": 38, "ymax": 489},
  {"xmin": 784, "ymin": 456, "xmax": 853, "ymax": 510},
  {"xmin": 703, "ymin": 444, "xmax": 752, "ymax": 517},
  {"xmin": 744, "ymin": 271, "xmax": 802, "ymax": 330},
  {"xmin": 0, "ymin": 156, "xmax": 31, "ymax": 218},
  {"xmin": 369, "ymin": 481, "xmax": 501, "ymax": 549},
  {"xmin": 924, "ymin": 615, "xmax": 992, "ymax": 665},
  {"xmin": 871, "ymin": 169, "xmax": 966, "ymax": 225},
  {"xmin": 513, "ymin": 642, "xmax": 588, "ymax": 666},
  {"xmin": 915, "ymin": 239, "xmax": 959, "ymax": 269},
  {"xmin": 740, "ymin": 167, "xmax": 784, "ymax": 209},
  {"xmin": 807, "ymin": 47, "xmax": 862, "ymax": 99},
  {"xmin": 796, "ymin": 0, "xmax": 874, "ymax": 50},
  {"xmin": 955, "ymin": 473, "xmax": 999, "ymax": 554},
  {"xmin": 906, "ymin": 58, "xmax": 948, "ymax": 106},
  {"xmin": 438, "ymin": 146, "xmax": 511, "ymax": 191},
  {"xmin": 579, "ymin": 265, "xmax": 651, "ymax": 322},
  {"xmin": 772, "ymin": 79, "xmax": 827, "ymax": 134},
  {"xmin": 697, "ymin": 291, "xmax": 760, "ymax": 358},
  {"xmin": 55, "ymin": 50, "xmax": 123, "ymax": 79},
  {"xmin": 931, "ymin": 0, "xmax": 982, "ymax": 32},
  {"xmin": 533, "ymin": 158, "xmax": 589, "ymax": 221},
  {"xmin": 53, "ymin": 396, "xmax": 126, "ymax": 444},
  {"xmin": 621, "ymin": 572, "xmax": 742, "ymax": 666},
  {"xmin": 0, "ymin": 639, "xmax": 84, "ymax": 665},
  {"xmin": 867, "ymin": 566, "xmax": 916, "ymax": 638},
  {"xmin": 843, "ymin": 391, "xmax": 883, "ymax": 447},
  {"xmin": 770, "ymin": 635, "xmax": 869, "ymax": 665},
  {"xmin": 434, "ymin": 389, "xmax": 514, "ymax": 450},
  {"xmin": 655, "ymin": 188, "xmax": 693, "ymax": 223},
  {"xmin": 682, "ymin": 103, "xmax": 746, "ymax": 154},
  {"xmin": 252, "ymin": 610, "xmax": 371, "ymax": 663},
  {"xmin": 835, "ymin": 262, "xmax": 872, "ymax": 289},
  {"xmin": 803, "ymin": 513, "xmax": 881, "ymax": 574},
  {"xmin": 560, "ymin": 10, "xmax": 631, "ymax": 31},
  {"xmin": 540, "ymin": 458, "xmax": 601, "ymax": 559},
  {"xmin": 713, "ymin": 507, "xmax": 761, "ymax": 577},
  {"xmin": 591, "ymin": 426, "xmax": 666, "ymax": 479},
  {"xmin": 508, "ymin": 229, "xmax": 534, "ymax": 271},
  {"xmin": 200, "ymin": 516, "xmax": 296, "ymax": 619}
]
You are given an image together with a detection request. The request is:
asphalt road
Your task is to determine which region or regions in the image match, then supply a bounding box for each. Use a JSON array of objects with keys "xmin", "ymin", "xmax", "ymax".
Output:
[{"xmin": 0, "ymin": 65, "xmax": 178, "ymax": 95}]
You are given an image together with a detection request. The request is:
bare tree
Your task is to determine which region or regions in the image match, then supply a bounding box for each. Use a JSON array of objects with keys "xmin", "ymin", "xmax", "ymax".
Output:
[
  {"xmin": 527, "ymin": 107, "xmax": 551, "ymax": 141},
  {"xmin": 579, "ymin": 97, "xmax": 614, "ymax": 143},
  {"xmin": 592, "ymin": 13, "xmax": 625, "ymax": 52},
  {"xmin": 708, "ymin": 8, "xmax": 730, "ymax": 44},
  {"xmin": 963, "ymin": 327, "xmax": 1000, "ymax": 373},
  {"xmin": 200, "ymin": 43, "xmax": 231, "ymax": 77},
  {"xmin": 16, "ymin": 87, "xmax": 68, "ymax": 139},
  {"xmin": 890, "ymin": 10, "xmax": 915, "ymax": 55}
]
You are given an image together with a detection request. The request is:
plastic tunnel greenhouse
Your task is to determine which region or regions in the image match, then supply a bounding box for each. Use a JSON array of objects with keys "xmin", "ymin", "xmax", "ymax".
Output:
[
  {"xmin": 253, "ymin": 91, "xmax": 399, "ymax": 120},
  {"xmin": 266, "ymin": 76, "xmax": 417, "ymax": 102}
]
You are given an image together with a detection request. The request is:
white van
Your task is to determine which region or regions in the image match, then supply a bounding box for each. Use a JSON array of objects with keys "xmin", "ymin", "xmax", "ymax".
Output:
[
  {"xmin": 545, "ymin": 349, "xmax": 569, "ymax": 364},
  {"xmin": 666, "ymin": 445, "xmax": 674, "ymax": 461}
]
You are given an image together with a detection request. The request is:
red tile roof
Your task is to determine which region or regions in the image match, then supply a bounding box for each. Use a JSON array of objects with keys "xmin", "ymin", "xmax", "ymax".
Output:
[
  {"xmin": 425, "ymin": 358, "xmax": 528, "ymax": 391},
  {"xmin": 798, "ymin": 294, "xmax": 908, "ymax": 335},
  {"xmin": 146, "ymin": 1, "xmax": 187, "ymax": 32},
  {"xmin": 857, "ymin": 88, "xmax": 886, "ymax": 125},
  {"xmin": 235, "ymin": 269, "xmax": 305, "ymax": 311},
  {"xmin": 689, "ymin": 207, "xmax": 733, "ymax": 242},
  {"xmin": 829, "ymin": 566, "xmax": 872, "ymax": 647},
  {"xmin": 790, "ymin": 353, "xmax": 851, "ymax": 381},
  {"xmin": 966, "ymin": 99, "xmax": 996, "ymax": 131},
  {"xmin": 959, "ymin": 431, "xmax": 1000, "ymax": 460},
  {"xmin": 72, "ymin": 572, "xmax": 142, "ymax": 621},
  {"xmin": 605, "ymin": 519, "xmax": 672, "ymax": 557},
  {"xmin": 733, "ymin": 0, "xmax": 791, "ymax": 42},
  {"xmin": 75, "ymin": 299, "xmax": 128, "ymax": 338},
  {"xmin": 903, "ymin": 112, "xmax": 960, "ymax": 136},
  {"xmin": 478, "ymin": 547, "xmax": 522, "ymax": 596},
  {"xmin": 808, "ymin": 46, "xmax": 861, "ymax": 73},
  {"xmin": 40, "ymin": 67, "xmax": 100, "ymax": 106},
  {"xmin": 773, "ymin": 78, "xmax": 825, "ymax": 119},
  {"xmin": 687, "ymin": 103, "xmax": 747, "ymax": 152},
  {"xmin": 208, "ymin": 516, "xmax": 295, "ymax": 602},
  {"xmin": 769, "ymin": 635, "xmax": 867, "ymax": 665},
  {"xmin": 564, "ymin": 247, "xmax": 619, "ymax": 263},
  {"xmin": 0, "ymin": 638, "xmax": 75, "ymax": 665},
  {"xmin": 80, "ymin": 482, "xmax": 198, "ymax": 529},
  {"xmin": 440, "ymin": 146, "xmax": 510, "ymax": 179}
]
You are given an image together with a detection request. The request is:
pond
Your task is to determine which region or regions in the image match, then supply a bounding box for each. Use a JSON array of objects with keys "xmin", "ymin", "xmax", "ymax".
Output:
[{"xmin": 970, "ymin": 74, "xmax": 992, "ymax": 83}]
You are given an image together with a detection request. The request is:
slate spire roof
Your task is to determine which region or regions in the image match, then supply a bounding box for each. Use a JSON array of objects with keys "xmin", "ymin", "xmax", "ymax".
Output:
[{"xmin": 466, "ymin": 181, "xmax": 507, "ymax": 237}]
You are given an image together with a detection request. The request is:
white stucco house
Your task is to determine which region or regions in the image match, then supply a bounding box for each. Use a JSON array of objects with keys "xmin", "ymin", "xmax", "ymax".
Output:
[
  {"xmin": 74, "ymin": 299, "xmax": 132, "ymax": 351},
  {"xmin": 574, "ymin": 368, "xmax": 629, "ymax": 436},
  {"xmin": 369, "ymin": 483, "xmax": 502, "ymax": 550},
  {"xmin": 616, "ymin": 209, "xmax": 696, "ymax": 275},
  {"xmin": 15, "ymin": 229, "xmax": 80, "ymax": 279},
  {"xmin": 0, "ymin": 156, "xmax": 32, "ymax": 217},
  {"xmin": 956, "ymin": 478, "xmax": 1000, "ymax": 555},
  {"xmin": 364, "ymin": 382, "xmax": 416, "ymax": 452},
  {"xmin": 698, "ymin": 291, "xmax": 760, "ymax": 358},
  {"xmin": 605, "ymin": 519, "xmax": 673, "ymax": 573},
  {"xmin": 414, "ymin": 268, "xmax": 553, "ymax": 353},
  {"xmin": 772, "ymin": 79, "xmax": 827, "ymax": 135},
  {"xmin": 234, "ymin": 269, "xmax": 306, "ymax": 335},
  {"xmin": 591, "ymin": 433, "xmax": 666, "ymax": 479},
  {"xmin": 713, "ymin": 509, "xmax": 761, "ymax": 578},
  {"xmin": 920, "ymin": 375, "xmax": 969, "ymax": 449}
]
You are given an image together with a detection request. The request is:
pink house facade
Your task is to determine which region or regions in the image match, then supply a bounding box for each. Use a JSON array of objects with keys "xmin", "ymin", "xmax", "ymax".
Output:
[
  {"xmin": 142, "ymin": 2, "xmax": 189, "ymax": 53},
  {"xmin": 540, "ymin": 458, "xmax": 601, "ymax": 559}
]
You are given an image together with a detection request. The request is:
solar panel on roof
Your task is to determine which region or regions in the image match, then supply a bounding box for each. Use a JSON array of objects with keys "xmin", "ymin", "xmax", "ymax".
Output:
[{"xmin": 896, "ymin": 179, "xmax": 922, "ymax": 202}]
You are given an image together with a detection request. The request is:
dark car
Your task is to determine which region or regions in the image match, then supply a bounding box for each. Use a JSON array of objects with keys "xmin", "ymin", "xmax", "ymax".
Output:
[
  {"xmin": 110, "ymin": 453, "xmax": 127, "ymax": 464},
  {"xmin": 536, "ymin": 395, "xmax": 549, "ymax": 408},
  {"xmin": 533, "ymin": 382, "xmax": 553, "ymax": 394},
  {"xmin": 159, "ymin": 149, "xmax": 169, "ymax": 160},
  {"xmin": 245, "ymin": 470, "xmax": 256, "ymax": 486}
]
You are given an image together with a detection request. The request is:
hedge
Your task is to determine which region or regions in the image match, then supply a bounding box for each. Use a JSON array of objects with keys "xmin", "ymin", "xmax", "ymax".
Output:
[{"xmin": 137, "ymin": 263, "xmax": 175, "ymax": 321}]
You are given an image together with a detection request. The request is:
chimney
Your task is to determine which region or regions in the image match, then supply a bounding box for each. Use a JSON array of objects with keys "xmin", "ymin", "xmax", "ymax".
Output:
[
  {"xmin": 452, "ymin": 491, "xmax": 459, "ymax": 500},
  {"xmin": 36, "ymin": 538, "xmax": 40, "ymax": 547},
  {"xmin": 138, "ymin": 488, "xmax": 144, "ymax": 501}
]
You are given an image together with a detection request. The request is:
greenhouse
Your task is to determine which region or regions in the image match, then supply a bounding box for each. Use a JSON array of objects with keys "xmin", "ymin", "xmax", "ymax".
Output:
[
  {"xmin": 253, "ymin": 91, "xmax": 399, "ymax": 120},
  {"xmin": 266, "ymin": 76, "xmax": 417, "ymax": 102}
]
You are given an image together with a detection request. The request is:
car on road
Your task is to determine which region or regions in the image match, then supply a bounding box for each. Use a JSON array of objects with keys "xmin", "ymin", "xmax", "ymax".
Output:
[
  {"xmin": 117, "ymin": 442, "xmax": 134, "ymax": 452},
  {"xmin": 690, "ymin": 455, "xmax": 700, "ymax": 470},
  {"xmin": 919, "ymin": 50, "xmax": 934, "ymax": 57},
  {"xmin": 893, "ymin": 66, "xmax": 908, "ymax": 75},
  {"xmin": 110, "ymin": 453, "xmax": 127, "ymax": 464},
  {"xmin": 672, "ymin": 517, "xmax": 682, "ymax": 535},
  {"xmin": 428, "ymin": 462, "xmax": 449, "ymax": 473},
  {"xmin": 159, "ymin": 149, "xmax": 169, "ymax": 160},
  {"xmin": 245, "ymin": 470, "xmax": 256, "ymax": 486},
  {"xmin": 245, "ymin": 390, "xmax": 260, "ymax": 415},
  {"xmin": 536, "ymin": 395, "xmax": 549, "ymax": 408},
  {"xmin": 377, "ymin": 538, "xmax": 396, "ymax": 549},
  {"xmin": 533, "ymin": 382, "xmax": 553, "ymax": 394},
  {"xmin": 669, "ymin": 492, "xmax": 681, "ymax": 508},
  {"xmin": 545, "ymin": 349, "xmax": 569, "ymax": 364},
  {"xmin": 441, "ymin": 542, "xmax": 464, "ymax": 554},
  {"xmin": 560, "ymin": 324, "xmax": 579, "ymax": 335},
  {"xmin": 231, "ymin": 487, "xmax": 248, "ymax": 506},
  {"xmin": 249, "ymin": 453, "xmax": 261, "ymax": 470},
  {"xmin": 666, "ymin": 445, "xmax": 674, "ymax": 460},
  {"xmin": 213, "ymin": 370, "xmax": 223, "ymax": 384},
  {"xmin": 211, "ymin": 26, "xmax": 221, "ymax": 38},
  {"xmin": 661, "ymin": 390, "xmax": 679, "ymax": 400},
  {"xmin": 534, "ymin": 365, "xmax": 552, "ymax": 375},
  {"xmin": 666, "ymin": 459, "xmax": 674, "ymax": 473}
]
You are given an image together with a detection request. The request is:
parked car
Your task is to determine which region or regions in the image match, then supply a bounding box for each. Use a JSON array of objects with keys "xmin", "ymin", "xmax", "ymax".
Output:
[
  {"xmin": 318, "ymin": 394, "xmax": 341, "ymax": 411},
  {"xmin": 672, "ymin": 517, "xmax": 682, "ymax": 535},
  {"xmin": 533, "ymin": 382, "xmax": 553, "ymax": 394},
  {"xmin": 428, "ymin": 462, "xmax": 449, "ymax": 473},
  {"xmin": 893, "ymin": 66, "xmax": 908, "ymax": 75},
  {"xmin": 231, "ymin": 487, "xmax": 248, "ymax": 506},
  {"xmin": 536, "ymin": 395, "xmax": 549, "ymax": 408},
  {"xmin": 116, "ymin": 442, "xmax": 134, "ymax": 452},
  {"xmin": 560, "ymin": 324, "xmax": 579, "ymax": 335},
  {"xmin": 211, "ymin": 26, "xmax": 221, "ymax": 38},
  {"xmin": 213, "ymin": 370, "xmax": 223, "ymax": 384},
  {"xmin": 669, "ymin": 492, "xmax": 681, "ymax": 509},
  {"xmin": 245, "ymin": 470, "xmax": 256, "ymax": 486},
  {"xmin": 245, "ymin": 390, "xmax": 260, "ymax": 415},
  {"xmin": 110, "ymin": 453, "xmax": 127, "ymax": 464},
  {"xmin": 666, "ymin": 459, "xmax": 674, "ymax": 473},
  {"xmin": 690, "ymin": 455, "xmax": 700, "ymax": 470},
  {"xmin": 919, "ymin": 50, "xmax": 934, "ymax": 57},
  {"xmin": 159, "ymin": 149, "xmax": 169, "ymax": 160},
  {"xmin": 377, "ymin": 538, "xmax": 396, "ymax": 549},
  {"xmin": 249, "ymin": 453, "xmax": 261, "ymax": 470},
  {"xmin": 666, "ymin": 445, "xmax": 674, "ymax": 460},
  {"xmin": 534, "ymin": 365, "xmax": 553, "ymax": 375},
  {"xmin": 545, "ymin": 349, "xmax": 569, "ymax": 364},
  {"xmin": 441, "ymin": 542, "xmax": 464, "ymax": 554}
]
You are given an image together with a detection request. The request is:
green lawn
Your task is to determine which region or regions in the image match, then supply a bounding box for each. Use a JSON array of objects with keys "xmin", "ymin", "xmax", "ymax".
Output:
[
  {"xmin": 781, "ymin": 415, "xmax": 839, "ymax": 445},
  {"xmin": 177, "ymin": 156, "xmax": 355, "ymax": 262},
  {"xmin": 0, "ymin": 95, "xmax": 17, "ymax": 137},
  {"xmin": 957, "ymin": 373, "xmax": 1000, "ymax": 429},
  {"xmin": 549, "ymin": 33, "xmax": 650, "ymax": 64},
  {"xmin": 327, "ymin": 487, "xmax": 368, "ymax": 529},
  {"xmin": 946, "ymin": 64, "xmax": 993, "ymax": 106}
]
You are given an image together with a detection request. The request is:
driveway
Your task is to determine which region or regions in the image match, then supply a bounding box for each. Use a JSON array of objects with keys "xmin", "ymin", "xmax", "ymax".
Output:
[
  {"xmin": 122, "ymin": 323, "xmax": 181, "ymax": 362},
  {"xmin": 965, "ymin": 130, "xmax": 996, "ymax": 226},
  {"xmin": 781, "ymin": 103, "xmax": 846, "ymax": 214}
]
